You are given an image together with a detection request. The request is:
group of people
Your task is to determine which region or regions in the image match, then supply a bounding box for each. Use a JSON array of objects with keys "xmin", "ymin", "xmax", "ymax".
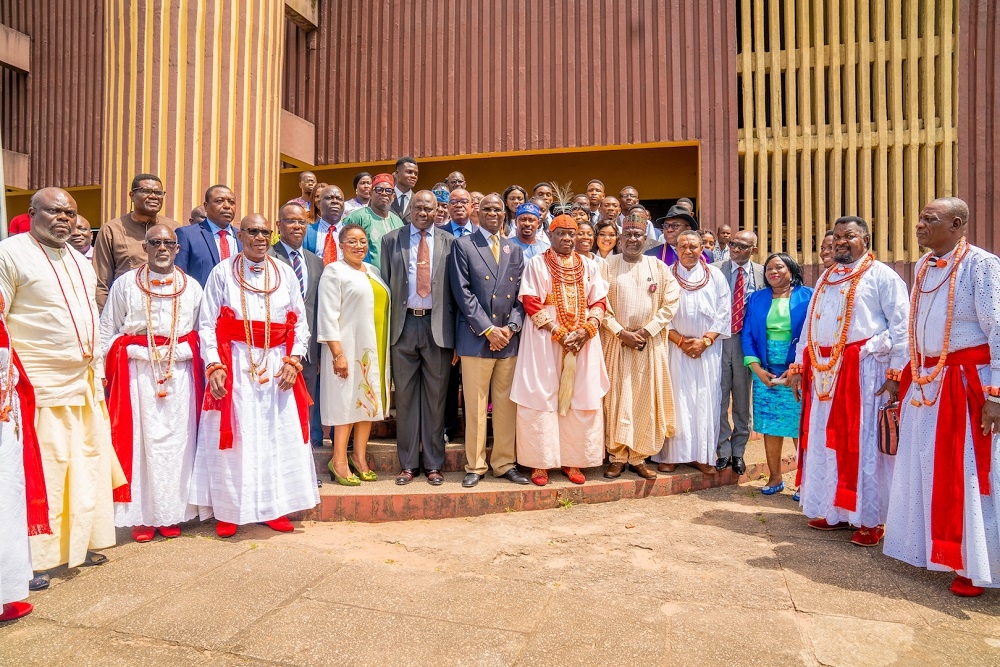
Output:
[{"xmin": 0, "ymin": 159, "xmax": 998, "ymax": 626}]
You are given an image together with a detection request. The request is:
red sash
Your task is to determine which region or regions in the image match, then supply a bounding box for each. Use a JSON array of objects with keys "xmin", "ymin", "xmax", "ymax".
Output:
[
  {"xmin": 798, "ymin": 338, "xmax": 870, "ymax": 511},
  {"xmin": 898, "ymin": 343, "xmax": 992, "ymax": 571},
  {"xmin": 203, "ymin": 306, "xmax": 311, "ymax": 450},
  {"xmin": 0, "ymin": 326, "xmax": 50, "ymax": 535},
  {"xmin": 105, "ymin": 331, "xmax": 203, "ymax": 503}
]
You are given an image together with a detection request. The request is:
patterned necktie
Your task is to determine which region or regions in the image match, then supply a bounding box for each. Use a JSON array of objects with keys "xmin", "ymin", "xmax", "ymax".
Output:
[
  {"xmin": 731, "ymin": 267, "xmax": 746, "ymax": 333},
  {"xmin": 490, "ymin": 234, "xmax": 500, "ymax": 263},
  {"xmin": 416, "ymin": 230, "xmax": 431, "ymax": 298},
  {"xmin": 323, "ymin": 226, "xmax": 338, "ymax": 265},
  {"xmin": 290, "ymin": 250, "xmax": 306, "ymax": 298},
  {"xmin": 218, "ymin": 229, "xmax": 231, "ymax": 260}
]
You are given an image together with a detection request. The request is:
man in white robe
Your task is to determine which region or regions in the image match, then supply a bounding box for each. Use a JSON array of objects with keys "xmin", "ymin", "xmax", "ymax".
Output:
[
  {"xmin": 0, "ymin": 187, "xmax": 116, "ymax": 591},
  {"xmin": 884, "ymin": 198, "xmax": 1000, "ymax": 597},
  {"xmin": 191, "ymin": 214, "xmax": 318, "ymax": 538},
  {"xmin": 790, "ymin": 216, "xmax": 909, "ymax": 547},
  {"xmin": 510, "ymin": 214, "xmax": 610, "ymax": 486},
  {"xmin": 652, "ymin": 231, "xmax": 731, "ymax": 474},
  {"xmin": 0, "ymin": 311, "xmax": 50, "ymax": 622},
  {"xmin": 100, "ymin": 225, "xmax": 203, "ymax": 543}
]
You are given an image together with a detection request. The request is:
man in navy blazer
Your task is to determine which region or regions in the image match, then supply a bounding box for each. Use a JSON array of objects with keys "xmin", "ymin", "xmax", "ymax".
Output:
[
  {"xmin": 176, "ymin": 185, "xmax": 241, "ymax": 286},
  {"xmin": 449, "ymin": 194, "xmax": 530, "ymax": 487}
]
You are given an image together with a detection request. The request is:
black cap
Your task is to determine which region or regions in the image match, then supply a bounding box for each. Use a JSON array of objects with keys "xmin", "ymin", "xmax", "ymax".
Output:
[{"xmin": 654, "ymin": 205, "xmax": 699, "ymax": 232}]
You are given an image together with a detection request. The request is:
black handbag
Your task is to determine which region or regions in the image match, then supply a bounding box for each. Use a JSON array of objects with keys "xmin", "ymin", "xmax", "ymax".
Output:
[{"xmin": 878, "ymin": 402, "xmax": 900, "ymax": 456}]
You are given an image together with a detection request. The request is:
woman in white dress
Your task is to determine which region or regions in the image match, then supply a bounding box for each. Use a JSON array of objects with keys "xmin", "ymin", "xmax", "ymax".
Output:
[
  {"xmin": 652, "ymin": 231, "xmax": 731, "ymax": 474},
  {"xmin": 317, "ymin": 224, "xmax": 391, "ymax": 486}
]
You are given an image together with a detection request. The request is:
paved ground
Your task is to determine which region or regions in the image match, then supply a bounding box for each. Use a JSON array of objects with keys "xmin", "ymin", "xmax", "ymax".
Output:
[{"xmin": 2, "ymin": 472, "xmax": 998, "ymax": 666}]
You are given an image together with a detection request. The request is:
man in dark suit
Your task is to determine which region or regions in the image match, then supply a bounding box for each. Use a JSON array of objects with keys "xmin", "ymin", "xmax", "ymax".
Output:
[
  {"xmin": 712, "ymin": 230, "xmax": 764, "ymax": 475},
  {"xmin": 268, "ymin": 202, "xmax": 325, "ymax": 450},
  {"xmin": 450, "ymin": 194, "xmax": 530, "ymax": 487},
  {"xmin": 176, "ymin": 185, "xmax": 241, "ymax": 285},
  {"xmin": 380, "ymin": 190, "xmax": 456, "ymax": 486},
  {"xmin": 390, "ymin": 156, "xmax": 419, "ymax": 223}
]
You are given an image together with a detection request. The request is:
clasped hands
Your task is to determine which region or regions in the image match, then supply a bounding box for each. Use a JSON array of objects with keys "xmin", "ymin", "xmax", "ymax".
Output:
[
  {"xmin": 486, "ymin": 326, "xmax": 513, "ymax": 352},
  {"xmin": 618, "ymin": 328, "xmax": 650, "ymax": 351}
]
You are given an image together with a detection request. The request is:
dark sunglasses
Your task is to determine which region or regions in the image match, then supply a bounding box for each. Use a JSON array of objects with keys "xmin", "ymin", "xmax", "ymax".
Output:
[
  {"xmin": 243, "ymin": 228, "xmax": 271, "ymax": 237},
  {"xmin": 145, "ymin": 239, "xmax": 178, "ymax": 248}
]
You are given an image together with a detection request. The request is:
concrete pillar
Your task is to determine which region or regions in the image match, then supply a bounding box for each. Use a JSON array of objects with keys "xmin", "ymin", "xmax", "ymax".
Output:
[{"xmin": 101, "ymin": 1, "xmax": 285, "ymax": 224}]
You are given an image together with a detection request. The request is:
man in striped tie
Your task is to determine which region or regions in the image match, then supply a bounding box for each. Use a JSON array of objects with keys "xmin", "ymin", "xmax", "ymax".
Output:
[
  {"xmin": 713, "ymin": 230, "xmax": 764, "ymax": 475},
  {"xmin": 269, "ymin": 203, "xmax": 326, "ymax": 452}
]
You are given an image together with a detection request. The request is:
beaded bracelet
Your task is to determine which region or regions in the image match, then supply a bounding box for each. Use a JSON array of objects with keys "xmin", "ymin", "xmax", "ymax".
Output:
[
  {"xmin": 582, "ymin": 321, "xmax": 598, "ymax": 339},
  {"xmin": 282, "ymin": 356, "xmax": 303, "ymax": 372},
  {"xmin": 885, "ymin": 368, "xmax": 902, "ymax": 382},
  {"xmin": 985, "ymin": 385, "xmax": 1000, "ymax": 398},
  {"xmin": 206, "ymin": 362, "xmax": 226, "ymax": 378},
  {"xmin": 551, "ymin": 326, "xmax": 568, "ymax": 342},
  {"xmin": 786, "ymin": 362, "xmax": 803, "ymax": 377}
]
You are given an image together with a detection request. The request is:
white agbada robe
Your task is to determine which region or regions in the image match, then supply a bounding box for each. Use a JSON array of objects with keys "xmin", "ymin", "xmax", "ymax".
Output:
[
  {"xmin": 316, "ymin": 260, "xmax": 391, "ymax": 424},
  {"xmin": 885, "ymin": 245, "xmax": 1000, "ymax": 587},
  {"xmin": 652, "ymin": 262, "xmax": 731, "ymax": 465},
  {"xmin": 99, "ymin": 268, "xmax": 203, "ymax": 528},
  {"xmin": 796, "ymin": 257, "xmax": 909, "ymax": 528},
  {"xmin": 0, "ymin": 233, "xmax": 117, "ymax": 571},
  {"xmin": 511, "ymin": 253, "xmax": 610, "ymax": 469},
  {"xmin": 191, "ymin": 256, "xmax": 319, "ymax": 524},
  {"xmin": 0, "ymin": 348, "xmax": 31, "ymax": 605}
]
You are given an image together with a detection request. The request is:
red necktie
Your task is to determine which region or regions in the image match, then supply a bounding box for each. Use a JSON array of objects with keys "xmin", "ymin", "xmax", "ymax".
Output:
[
  {"xmin": 218, "ymin": 229, "xmax": 231, "ymax": 260},
  {"xmin": 323, "ymin": 227, "xmax": 338, "ymax": 265},
  {"xmin": 731, "ymin": 268, "xmax": 745, "ymax": 333}
]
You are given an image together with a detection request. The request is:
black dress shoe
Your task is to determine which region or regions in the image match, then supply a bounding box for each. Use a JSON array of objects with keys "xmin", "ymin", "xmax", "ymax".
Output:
[
  {"xmin": 715, "ymin": 457, "xmax": 732, "ymax": 472},
  {"xmin": 396, "ymin": 469, "xmax": 417, "ymax": 485},
  {"xmin": 732, "ymin": 456, "xmax": 747, "ymax": 475},
  {"xmin": 462, "ymin": 472, "xmax": 483, "ymax": 488},
  {"xmin": 28, "ymin": 572, "xmax": 50, "ymax": 591},
  {"xmin": 426, "ymin": 469, "xmax": 444, "ymax": 485},
  {"xmin": 498, "ymin": 468, "xmax": 530, "ymax": 485}
]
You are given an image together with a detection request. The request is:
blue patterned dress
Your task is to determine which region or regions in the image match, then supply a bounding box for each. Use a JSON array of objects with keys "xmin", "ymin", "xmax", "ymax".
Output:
[{"xmin": 746, "ymin": 298, "xmax": 801, "ymax": 437}]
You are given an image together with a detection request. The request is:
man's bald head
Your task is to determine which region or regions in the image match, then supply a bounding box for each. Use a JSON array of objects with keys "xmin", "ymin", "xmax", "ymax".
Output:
[
  {"xmin": 29, "ymin": 187, "xmax": 79, "ymax": 248},
  {"xmin": 145, "ymin": 224, "xmax": 177, "ymax": 242},
  {"xmin": 240, "ymin": 213, "xmax": 269, "ymax": 230}
]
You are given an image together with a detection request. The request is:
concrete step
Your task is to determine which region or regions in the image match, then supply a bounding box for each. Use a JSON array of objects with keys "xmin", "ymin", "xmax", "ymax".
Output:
[
  {"xmin": 293, "ymin": 454, "xmax": 796, "ymax": 523},
  {"xmin": 312, "ymin": 439, "xmax": 479, "ymax": 475}
]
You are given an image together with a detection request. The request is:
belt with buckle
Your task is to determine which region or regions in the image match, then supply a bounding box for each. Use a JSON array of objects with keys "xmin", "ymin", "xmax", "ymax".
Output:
[{"xmin": 408, "ymin": 308, "xmax": 431, "ymax": 317}]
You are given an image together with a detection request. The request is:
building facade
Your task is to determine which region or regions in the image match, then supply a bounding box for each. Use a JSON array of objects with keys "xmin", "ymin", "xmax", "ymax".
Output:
[{"xmin": 1, "ymin": 0, "xmax": 996, "ymax": 271}]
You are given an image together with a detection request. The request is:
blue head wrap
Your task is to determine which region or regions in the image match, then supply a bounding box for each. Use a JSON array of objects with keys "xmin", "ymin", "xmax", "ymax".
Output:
[{"xmin": 515, "ymin": 202, "xmax": 541, "ymax": 219}]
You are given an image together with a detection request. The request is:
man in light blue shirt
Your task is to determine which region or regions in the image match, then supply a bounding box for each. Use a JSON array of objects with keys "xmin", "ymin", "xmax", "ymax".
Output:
[
  {"xmin": 446, "ymin": 189, "xmax": 476, "ymax": 238},
  {"xmin": 508, "ymin": 202, "xmax": 550, "ymax": 260}
]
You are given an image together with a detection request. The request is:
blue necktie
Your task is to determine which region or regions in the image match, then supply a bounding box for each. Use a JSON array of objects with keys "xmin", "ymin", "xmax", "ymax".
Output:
[{"xmin": 290, "ymin": 250, "xmax": 306, "ymax": 298}]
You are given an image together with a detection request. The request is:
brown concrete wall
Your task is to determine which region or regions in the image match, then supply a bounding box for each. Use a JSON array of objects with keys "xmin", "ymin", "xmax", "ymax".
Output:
[
  {"xmin": 291, "ymin": 0, "xmax": 739, "ymax": 229},
  {"xmin": 0, "ymin": 1, "xmax": 103, "ymax": 190},
  {"xmin": 958, "ymin": 0, "xmax": 999, "ymax": 254}
]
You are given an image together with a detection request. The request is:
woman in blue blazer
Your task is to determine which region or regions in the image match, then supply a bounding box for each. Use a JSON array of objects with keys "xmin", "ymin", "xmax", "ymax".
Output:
[{"xmin": 741, "ymin": 253, "xmax": 813, "ymax": 495}]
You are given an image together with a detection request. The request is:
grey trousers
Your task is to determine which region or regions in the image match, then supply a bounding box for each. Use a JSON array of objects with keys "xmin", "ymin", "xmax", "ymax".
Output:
[
  {"xmin": 718, "ymin": 333, "xmax": 752, "ymax": 458},
  {"xmin": 391, "ymin": 312, "xmax": 453, "ymax": 471}
]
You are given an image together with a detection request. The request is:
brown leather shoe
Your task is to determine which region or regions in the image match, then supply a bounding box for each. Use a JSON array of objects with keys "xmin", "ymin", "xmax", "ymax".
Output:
[
  {"xmin": 604, "ymin": 461, "xmax": 626, "ymax": 478},
  {"xmin": 426, "ymin": 469, "xmax": 444, "ymax": 485},
  {"xmin": 395, "ymin": 469, "xmax": 417, "ymax": 485},
  {"xmin": 657, "ymin": 462, "xmax": 676, "ymax": 473},
  {"xmin": 630, "ymin": 463, "xmax": 657, "ymax": 480},
  {"xmin": 690, "ymin": 462, "xmax": 718, "ymax": 475}
]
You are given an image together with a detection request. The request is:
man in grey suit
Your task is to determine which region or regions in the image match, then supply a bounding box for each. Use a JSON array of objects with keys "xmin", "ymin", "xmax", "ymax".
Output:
[
  {"xmin": 713, "ymin": 230, "xmax": 764, "ymax": 475},
  {"xmin": 449, "ymin": 194, "xmax": 531, "ymax": 488},
  {"xmin": 381, "ymin": 190, "xmax": 456, "ymax": 486},
  {"xmin": 268, "ymin": 203, "xmax": 326, "ymax": 451}
]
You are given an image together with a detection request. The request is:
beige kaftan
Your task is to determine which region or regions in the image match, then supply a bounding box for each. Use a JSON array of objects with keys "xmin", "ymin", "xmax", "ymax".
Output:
[{"xmin": 601, "ymin": 256, "xmax": 680, "ymax": 460}]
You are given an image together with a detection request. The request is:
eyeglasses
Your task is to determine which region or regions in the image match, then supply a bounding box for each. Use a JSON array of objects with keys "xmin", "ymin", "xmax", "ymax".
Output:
[
  {"xmin": 373, "ymin": 187, "xmax": 394, "ymax": 195},
  {"xmin": 480, "ymin": 206, "xmax": 504, "ymax": 214},
  {"xmin": 664, "ymin": 222, "xmax": 686, "ymax": 231},
  {"xmin": 134, "ymin": 187, "xmax": 166, "ymax": 197},
  {"xmin": 728, "ymin": 241, "xmax": 754, "ymax": 251},
  {"xmin": 449, "ymin": 199, "xmax": 470, "ymax": 206},
  {"xmin": 342, "ymin": 239, "xmax": 368, "ymax": 247},
  {"xmin": 145, "ymin": 239, "xmax": 178, "ymax": 248},
  {"xmin": 242, "ymin": 228, "xmax": 271, "ymax": 237},
  {"xmin": 448, "ymin": 180, "xmax": 466, "ymax": 187},
  {"xmin": 279, "ymin": 219, "xmax": 308, "ymax": 226}
]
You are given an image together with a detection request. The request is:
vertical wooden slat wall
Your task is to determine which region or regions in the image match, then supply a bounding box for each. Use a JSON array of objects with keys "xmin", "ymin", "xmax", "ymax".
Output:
[
  {"xmin": 736, "ymin": 0, "xmax": 960, "ymax": 269},
  {"xmin": 0, "ymin": 1, "xmax": 103, "ymax": 189},
  {"xmin": 300, "ymin": 1, "xmax": 739, "ymax": 230},
  {"xmin": 102, "ymin": 0, "xmax": 285, "ymax": 224},
  {"xmin": 957, "ymin": 0, "xmax": 999, "ymax": 253}
]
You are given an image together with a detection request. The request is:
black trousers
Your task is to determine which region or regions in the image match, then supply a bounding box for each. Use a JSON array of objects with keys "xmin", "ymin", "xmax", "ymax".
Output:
[{"xmin": 390, "ymin": 312, "xmax": 453, "ymax": 470}]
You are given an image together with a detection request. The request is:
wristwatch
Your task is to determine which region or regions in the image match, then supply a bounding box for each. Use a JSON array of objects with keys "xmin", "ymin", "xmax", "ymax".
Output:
[
  {"xmin": 507, "ymin": 323, "xmax": 521, "ymax": 335},
  {"xmin": 702, "ymin": 336, "xmax": 714, "ymax": 347}
]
